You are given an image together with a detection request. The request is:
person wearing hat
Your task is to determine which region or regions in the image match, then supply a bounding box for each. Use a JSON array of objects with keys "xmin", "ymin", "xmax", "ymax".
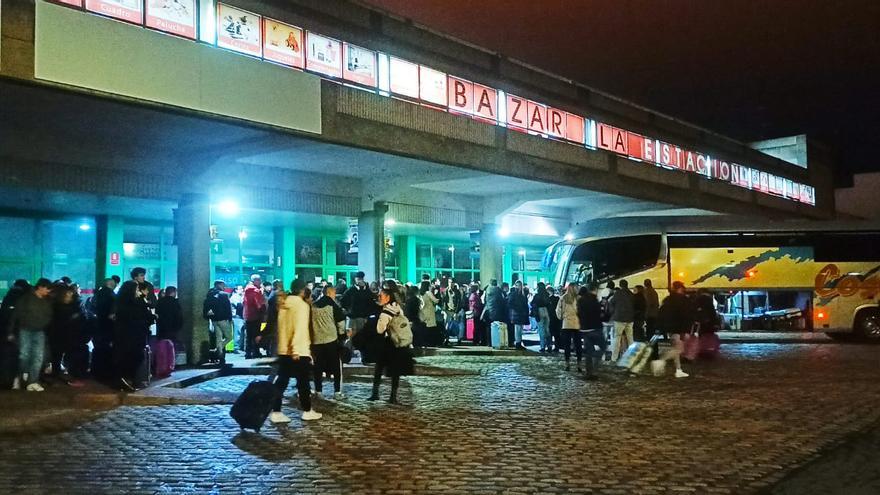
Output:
[{"xmin": 340, "ymin": 271, "xmax": 378, "ymax": 339}]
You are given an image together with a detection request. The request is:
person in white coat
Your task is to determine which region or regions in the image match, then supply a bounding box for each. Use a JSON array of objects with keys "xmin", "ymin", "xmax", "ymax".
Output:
[
  {"xmin": 269, "ymin": 279, "xmax": 322, "ymax": 424},
  {"xmin": 418, "ymin": 281, "xmax": 440, "ymax": 346},
  {"xmin": 556, "ymin": 283, "xmax": 582, "ymax": 371}
]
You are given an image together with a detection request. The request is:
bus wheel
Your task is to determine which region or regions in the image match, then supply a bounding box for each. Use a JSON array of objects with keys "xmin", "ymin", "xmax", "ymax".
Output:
[{"xmin": 855, "ymin": 309, "xmax": 880, "ymax": 342}]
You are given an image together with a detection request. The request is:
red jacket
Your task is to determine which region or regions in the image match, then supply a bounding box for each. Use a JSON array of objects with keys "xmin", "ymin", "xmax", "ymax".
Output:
[{"xmin": 243, "ymin": 284, "xmax": 266, "ymax": 322}]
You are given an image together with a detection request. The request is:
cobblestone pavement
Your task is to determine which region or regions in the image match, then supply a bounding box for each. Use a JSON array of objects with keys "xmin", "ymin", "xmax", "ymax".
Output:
[{"xmin": 1, "ymin": 343, "xmax": 879, "ymax": 494}]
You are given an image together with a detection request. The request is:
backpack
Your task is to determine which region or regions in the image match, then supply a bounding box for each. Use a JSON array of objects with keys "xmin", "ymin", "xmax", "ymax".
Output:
[{"xmin": 384, "ymin": 310, "xmax": 413, "ymax": 348}]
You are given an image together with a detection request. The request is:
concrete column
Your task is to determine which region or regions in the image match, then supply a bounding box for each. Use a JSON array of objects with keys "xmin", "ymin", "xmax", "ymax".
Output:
[
  {"xmin": 357, "ymin": 203, "xmax": 387, "ymax": 283},
  {"xmin": 95, "ymin": 215, "xmax": 124, "ymax": 284},
  {"xmin": 478, "ymin": 224, "xmax": 503, "ymax": 286},
  {"xmin": 175, "ymin": 193, "xmax": 211, "ymax": 365},
  {"xmin": 273, "ymin": 226, "xmax": 296, "ymax": 287},
  {"xmin": 502, "ymin": 244, "xmax": 513, "ymax": 284}
]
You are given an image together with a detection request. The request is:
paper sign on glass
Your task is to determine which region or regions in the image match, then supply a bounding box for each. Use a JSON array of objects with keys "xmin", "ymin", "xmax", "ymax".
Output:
[
  {"xmin": 146, "ymin": 0, "xmax": 197, "ymax": 39},
  {"xmin": 217, "ymin": 4, "xmax": 262, "ymax": 57},
  {"xmin": 263, "ymin": 18, "xmax": 304, "ymax": 68},
  {"xmin": 419, "ymin": 66, "xmax": 448, "ymax": 106},
  {"xmin": 389, "ymin": 57, "xmax": 420, "ymax": 99}
]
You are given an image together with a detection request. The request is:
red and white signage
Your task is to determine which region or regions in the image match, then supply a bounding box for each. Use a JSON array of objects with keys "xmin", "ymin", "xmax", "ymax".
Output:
[
  {"xmin": 343, "ymin": 43, "xmax": 377, "ymax": 87},
  {"xmin": 305, "ymin": 32, "xmax": 342, "ymax": 78},
  {"xmin": 506, "ymin": 94, "xmax": 528, "ymax": 128},
  {"xmin": 217, "ymin": 4, "xmax": 262, "ymax": 57},
  {"xmin": 389, "ymin": 57, "xmax": 420, "ymax": 99},
  {"xmin": 263, "ymin": 18, "xmax": 304, "ymax": 68},
  {"xmin": 86, "ymin": 0, "xmax": 143, "ymax": 24},
  {"xmin": 448, "ymin": 76, "xmax": 474, "ymax": 115},
  {"xmin": 419, "ymin": 66, "xmax": 447, "ymax": 107},
  {"xmin": 55, "ymin": 0, "xmax": 84, "ymax": 8},
  {"xmin": 597, "ymin": 123, "xmax": 628, "ymax": 155},
  {"xmin": 473, "ymin": 84, "xmax": 497, "ymax": 121},
  {"xmin": 146, "ymin": 0, "xmax": 196, "ymax": 39},
  {"xmin": 110, "ymin": 252, "xmax": 120, "ymax": 266}
]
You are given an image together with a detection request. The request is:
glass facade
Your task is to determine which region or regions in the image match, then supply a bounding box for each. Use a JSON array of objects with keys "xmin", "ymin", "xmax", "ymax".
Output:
[{"xmin": 414, "ymin": 241, "xmax": 480, "ymax": 285}]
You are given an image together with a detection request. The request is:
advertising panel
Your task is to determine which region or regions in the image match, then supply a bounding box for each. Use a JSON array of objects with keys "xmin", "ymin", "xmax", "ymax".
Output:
[
  {"xmin": 263, "ymin": 18, "xmax": 304, "ymax": 68},
  {"xmin": 146, "ymin": 0, "xmax": 196, "ymax": 39},
  {"xmin": 448, "ymin": 76, "xmax": 474, "ymax": 114},
  {"xmin": 343, "ymin": 43, "xmax": 377, "ymax": 87},
  {"xmin": 217, "ymin": 4, "xmax": 262, "ymax": 57},
  {"xmin": 86, "ymin": 0, "xmax": 143, "ymax": 24},
  {"xmin": 55, "ymin": 0, "xmax": 84, "ymax": 8},
  {"xmin": 473, "ymin": 84, "xmax": 497, "ymax": 121},
  {"xmin": 389, "ymin": 57, "xmax": 420, "ymax": 99},
  {"xmin": 419, "ymin": 66, "xmax": 448, "ymax": 106},
  {"xmin": 306, "ymin": 32, "xmax": 342, "ymax": 78}
]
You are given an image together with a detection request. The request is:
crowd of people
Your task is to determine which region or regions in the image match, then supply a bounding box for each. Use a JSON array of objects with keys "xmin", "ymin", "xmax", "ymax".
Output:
[{"xmin": 0, "ymin": 267, "xmax": 183, "ymax": 392}]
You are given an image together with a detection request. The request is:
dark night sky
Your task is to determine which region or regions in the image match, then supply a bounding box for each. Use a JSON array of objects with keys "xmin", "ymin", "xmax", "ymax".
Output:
[{"xmin": 363, "ymin": 0, "xmax": 880, "ymax": 185}]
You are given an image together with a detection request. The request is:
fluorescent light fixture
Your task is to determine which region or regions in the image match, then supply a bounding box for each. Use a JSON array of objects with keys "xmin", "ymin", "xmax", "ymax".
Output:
[
  {"xmin": 384, "ymin": 218, "xmax": 396, "ymax": 227},
  {"xmin": 78, "ymin": 223, "xmax": 91, "ymax": 231},
  {"xmin": 518, "ymin": 249, "xmax": 527, "ymax": 256},
  {"xmin": 497, "ymin": 226, "xmax": 510, "ymax": 238},
  {"xmin": 238, "ymin": 229, "xmax": 248, "ymax": 240}
]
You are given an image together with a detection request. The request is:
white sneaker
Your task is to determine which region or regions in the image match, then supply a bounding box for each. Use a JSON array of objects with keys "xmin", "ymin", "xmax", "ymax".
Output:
[
  {"xmin": 269, "ymin": 411, "xmax": 291, "ymax": 423},
  {"xmin": 12, "ymin": 377, "xmax": 21, "ymax": 390},
  {"xmin": 675, "ymin": 369, "xmax": 690, "ymax": 378},
  {"xmin": 334, "ymin": 392, "xmax": 346, "ymax": 400},
  {"xmin": 301, "ymin": 410, "xmax": 323, "ymax": 421},
  {"xmin": 26, "ymin": 383, "xmax": 45, "ymax": 392}
]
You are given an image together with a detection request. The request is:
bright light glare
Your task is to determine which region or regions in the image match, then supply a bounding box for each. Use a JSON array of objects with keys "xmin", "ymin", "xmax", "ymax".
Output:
[
  {"xmin": 448, "ymin": 246, "xmax": 455, "ymax": 252},
  {"xmin": 497, "ymin": 227, "xmax": 510, "ymax": 238},
  {"xmin": 78, "ymin": 223, "xmax": 91, "ymax": 231},
  {"xmin": 384, "ymin": 218, "xmax": 396, "ymax": 227},
  {"xmin": 238, "ymin": 229, "xmax": 248, "ymax": 240},
  {"xmin": 518, "ymin": 249, "xmax": 527, "ymax": 256},
  {"xmin": 217, "ymin": 200, "xmax": 240, "ymax": 217},
  {"xmin": 564, "ymin": 232, "xmax": 574, "ymax": 241}
]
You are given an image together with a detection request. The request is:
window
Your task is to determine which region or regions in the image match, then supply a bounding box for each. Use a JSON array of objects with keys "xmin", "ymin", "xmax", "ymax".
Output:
[
  {"xmin": 570, "ymin": 235, "xmax": 662, "ymax": 283},
  {"xmin": 335, "ymin": 240, "xmax": 357, "ymax": 266},
  {"xmin": 295, "ymin": 236, "xmax": 323, "ymax": 265}
]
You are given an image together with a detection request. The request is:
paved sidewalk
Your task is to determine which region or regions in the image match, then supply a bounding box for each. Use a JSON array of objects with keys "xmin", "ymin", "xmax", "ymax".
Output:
[{"xmin": 1, "ymin": 343, "xmax": 879, "ymax": 494}]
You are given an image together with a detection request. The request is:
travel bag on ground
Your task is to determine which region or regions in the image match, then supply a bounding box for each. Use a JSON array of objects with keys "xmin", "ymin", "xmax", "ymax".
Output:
[
  {"xmin": 490, "ymin": 322, "xmax": 509, "ymax": 349},
  {"xmin": 699, "ymin": 331, "xmax": 721, "ymax": 358},
  {"xmin": 151, "ymin": 339, "xmax": 175, "ymax": 378},
  {"xmin": 466, "ymin": 318, "xmax": 475, "ymax": 341},
  {"xmin": 135, "ymin": 345, "xmax": 152, "ymax": 388},
  {"xmin": 682, "ymin": 333, "xmax": 700, "ymax": 362},
  {"xmin": 617, "ymin": 342, "xmax": 652, "ymax": 373},
  {"xmin": 230, "ymin": 380, "xmax": 277, "ymax": 432}
]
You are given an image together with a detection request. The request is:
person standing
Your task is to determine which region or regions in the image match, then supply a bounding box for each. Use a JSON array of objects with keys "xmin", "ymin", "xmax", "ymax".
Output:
[
  {"xmin": 643, "ymin": 279, "xmax": 660, "ymax": 339},
  {"xmin": 203, "ymin": 280, "xmax": 233, "ymax": 365},
  {"xmin": 467, "ymin": 283, "xmax": 485, "ymax": 346},
  {"xmin": 507, "ymin": 281, "xmax": 529, "ymax": 350},
  {"xmin": 269, "ymin": 279, "xmax": 322, "ymax": 423},
  {"xmin": 633, "ymin": 285, "xmax": 647, "ymax": 342},
  {"xmin": 311, "ymin": 286, "xmax": 346, "ymax": 399},
  {"xmin": 578, "ymin": 283, "xmax": 606, "ymax": 380},
  {"xmin": 369, "ymin": 283, "xmax": 415, "ymax": 404},
  {"xmin": 444, "ymin": 282, "xmax": 464, "ymax": 344},
  {"xmin": 242, "ymin": 275, "xmax": 266, "ymax": 359},
  {"xmin": 555, "ymin": 283, "xmax": 581, "ymax": 371},
  {"xmin": 418, "ymin": 281, "xmax": 440, "ymax": 347},
  {"xmin": 156, "ymin": 286, "xmax": 183, "ymax": 343},
  {"xmin": 229, "ymin": 285, "xmax": 245, "ymax": 353},
  {"xmin": 531, "ymin": 282, "xmax": 552, "ymax": 353},
  {"xmin": 6, "ymin": 279, "xmax": 54, "ymax": 391},
  {"xmin": 341, "ymin": 271, "xmax": 377, "ymax": 341},
  {"xmin": 482, "ymin": 279, "xmax": 507, "ymax": 348},
  {"xmin": 547, "ymin": 286, "xmax": 562, "ymax": 352},
  {"xmin": 47, "ymin": 283, "xmax": 83, "ymax": 381},
  {"xmin": 657, "ymin": 281, "xmax": 691, "ymax": 378},
  {"xmin": 404, "ymin": 285, "xmax": 425, "ymax": 349},
  {"xmin": 609, "ymin": 279, "xmax": 635, "ymax": 361},
  {"xmin": 114, "ymin": 280, "xmax": 154, "ymax": 391},
  {"xmin": 260, "ymin": 280, "xmax": 285, "ymax": 358}
]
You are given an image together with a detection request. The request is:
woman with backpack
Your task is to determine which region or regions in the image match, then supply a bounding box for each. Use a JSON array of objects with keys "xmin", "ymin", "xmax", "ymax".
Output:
[{"xmin": 368, "ymin": 283, "xmax": 415, "ymax": 404}]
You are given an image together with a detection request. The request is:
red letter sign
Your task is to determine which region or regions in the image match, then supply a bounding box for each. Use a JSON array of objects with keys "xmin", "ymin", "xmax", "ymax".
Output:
[
  {"xmin": 474, "ymin": 84, "xmax": 497, "ymax": 122},
  {"xmin": 565, "ymin": 114, "xmax": 585, "ymax": 144},
  {"xmin": 527, "ymin": 100, "xmax": 547, "ymax": 134},
  {"xmin": 546, "ymin": 108, "xmax": 566, "ymax": 138},
  {"xmin": 506, "ymin": 94, "xmax": 527, "ymax": 128},
  {"xmin": 447, "ymin": 76, "xmax": 473, "ymax": 115}
]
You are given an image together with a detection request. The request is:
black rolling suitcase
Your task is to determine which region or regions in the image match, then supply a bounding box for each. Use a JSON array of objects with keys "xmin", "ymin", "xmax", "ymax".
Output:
[
  {"xmin": 230, "ymin": 380, "xmax": 276, "ymax": 432},
  {"xmin": 135, "ymin": 345, "xmax": 152, "ymax": 388}
]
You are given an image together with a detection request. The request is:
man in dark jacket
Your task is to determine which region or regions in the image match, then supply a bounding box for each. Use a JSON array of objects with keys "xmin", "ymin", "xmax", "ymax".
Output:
[
  {"xmin": 260, "ymin": 279, "xmax": 285, "ymax": 357},
  {"xmin": 657, "ymin": 281, "xmax": 692, "ymax": 378},
  {"xmin": 547, "ymin": 286, "xmax": 562, "ymax": 352},
  {"xmin": 341, "ymin": 271, "xmax": 377, "ymax": 339},
  {"xmin": 482, "ymin": 279, "xmax": 507, "ymax": 347},
  {"xmin": 7, "ymin": 279, "xmax": 54, "ymax": 391},
  {"xmin": 508, "ymin": 281, "xmax": 529, "ymax": 349},
  {"xmin": 577, "ymin": 283, "xmax": 605, "ymax": 380},
  {"xmin": 203, "ymin": 280, "xmax": 233, "ymax": 364},
  {"xmin": 0, "ymin": 279, "xmax": 30, "ymax": 389},
  {"xmin": 156, "ymin": 286, "xmax": 183, "ymax": 343},
  {"xmin": 609, "ymin": 279, "xmax": 635, "ymax": 361}
]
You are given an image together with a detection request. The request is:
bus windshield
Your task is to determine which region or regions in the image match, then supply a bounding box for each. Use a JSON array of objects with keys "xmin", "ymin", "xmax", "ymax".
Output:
[{"xmin": 567, "ymin": 234, "xmax": 663, "ymax": 285}]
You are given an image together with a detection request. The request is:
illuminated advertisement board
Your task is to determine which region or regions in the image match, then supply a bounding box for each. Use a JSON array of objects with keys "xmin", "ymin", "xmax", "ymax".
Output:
[
  {"xmin": 55, "ymin": 0, "xmax": 84, "ymax": 8},
  {"xmin": 306, "ymin": 32, "xmax": 343, "ymax": 78},
  {"xmin": 343, "ymin": 43, "xmax": 377, "ymax": 87},
  {"xmin": 263, "ymin": 18, "xmax": 304, "ymax": 68},
  {"xmin": 86, "ymin": 0, "xmax": 143, "ymax": 24},
  {"xmin": 389, "ymin": 57, "xmax": 419, "ymax": 99},
  {"xmin": 217, "ymin": 4, "xmax": 262, "ymax": 57},
  {"xmin": 448, "ymin": 76, "xmax": 474, "ymax": 114},
  {"xmin": 472, "ymin": 84, "xmax": 497, "ymax": 122},
  {"xmin": 419, "ymin": 66, "xmax": 447, "ymax": 107},
  {"xmin": 145, "ymin": 0, "xmax": 196, "ymax": 39}
]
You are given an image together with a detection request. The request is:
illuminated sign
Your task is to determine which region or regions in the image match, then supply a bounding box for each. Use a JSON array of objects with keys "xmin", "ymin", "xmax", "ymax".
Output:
[
  {"xmin": 305, "ymin": 32, "xmax": 342, "ymax": 78},
  {"xmin": 263, "ymin": 18, "xmax": 304, "ymax": 68},
  {"xmin": 419, "ymin": 66, "xmax": 447, "ymax": 107},
  {"xmin": 86, "ymin": 0, "xmax": 143, "ymax": 24},
  {"xmin": 389, "ymin": 57, "xmax": 420, "ymax": 99},
  {"xmin": 217, "ymin": 4, "xmax": 262, "ymax": 57},
  {"xmin": 343, "ymin": 43, "xmax": 377, "ymax": 87},
  {"xmin": 68, "ymin": 0, "xmax": 818, "ymax": 207}
]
